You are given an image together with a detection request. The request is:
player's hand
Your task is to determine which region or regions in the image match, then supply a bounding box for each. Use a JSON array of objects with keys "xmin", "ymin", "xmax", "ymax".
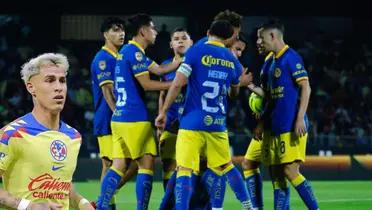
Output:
[
  {"xmin": 79, "ymin": 202, "xmax": 95, "ymax": 210},
  {"xmin": 295, "ymin": 117, "xmax": 307, "ymax": 137},
  {"xmin": 155, "ymin": 112, "xmax": 167, "ymax": 131},
  {"xmin": 253, "ymin": 121, "xmax": 264, "ymax": 140},
  {"xmin": 27, "ymin": 201, "xmax": 63, "ymax": 210},
  {"xmin": 240, "ymin": 70, "xmax": 253, "ymax": 87}
]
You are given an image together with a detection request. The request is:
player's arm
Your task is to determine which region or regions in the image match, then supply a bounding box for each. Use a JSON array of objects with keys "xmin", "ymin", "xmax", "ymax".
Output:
[
  {"xmin": 101, "ymin": 83, "xmax": 116, "ymax": 111},
  {"xmin": 148, "ymin": 57, "xmax": 182, "ymax": 76},
  {"xmin": 161, "ymin": 72, "xmax": 187, "ymax": 113},
  {"xmin": 159, "ymin": 90, "xmax": 166, "ymax": 113},
  {"xmin": 229, "ymin": 84, "xmax": 240, "ymax": 98},
  {"xmin": 0, "ymin": 170, "xmax": 63, "ymax": 209},
  {"xmin": 155, "ymin": 65, "xmax": 189, "ymax": 131},
  {"xmin": 136, "ymin": 72, "xmax": 172, "ymax": 91},
  {"xmin": 69, "ymin": 185, "xmax": 94, "ymax": 210},
  {"xmin": 247, "ymin": 83, "xmax": 265, "ymax": 97},
  {"xmin": 295, "ymin": 79, "xmax": 311, "ymax": 137}
]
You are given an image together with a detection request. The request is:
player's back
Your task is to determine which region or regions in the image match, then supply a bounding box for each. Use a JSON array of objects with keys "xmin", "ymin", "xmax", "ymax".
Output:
[
  {"xmin": 0, "ymin": 113, "xmax": 81, "ymax": 210},
  {"xmin": 180, "ymin": 41, "xmax": 241, "ymax": 132},
  {"xmin": 90, "ymin": 47, "xmax": 117, "ymax": 135}
]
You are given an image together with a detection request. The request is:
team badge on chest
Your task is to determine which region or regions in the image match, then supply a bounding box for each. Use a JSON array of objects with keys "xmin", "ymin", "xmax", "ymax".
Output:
[
  {"xmin": 50, "ymin": 140, "xmax": 67, "ymax": 161},
  {"xmin": 274, "ymin": 68, "xmax": 281, "ymax": 78}
]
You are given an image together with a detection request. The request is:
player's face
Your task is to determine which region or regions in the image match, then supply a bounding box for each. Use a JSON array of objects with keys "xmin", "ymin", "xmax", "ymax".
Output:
[
  {"xmin": 170, "ymin": 31, "xmax": 192, "ymax": 56},
  {"xmin": 224, "ymin": 26, "xmax": 241, "ymax": 47},
  {"xmin": 106, "ymin": 24, "xmax": 125, "ymax": 48},
  {"xmin": 230, "ymin": 40, "xmax": 246, "ymax": 58},
  {"xmin": 257, "ymin": 28, "xmax": 273, "ymax": 54},
  {"xmin": 27, "ymin": 65, "xmax": 67, "ymax": 114},
  {"xmin": 256, "ymin": 28, "xmax": 266, "ymax": 55},
  {"xmin": 143, "ymin": 21, "xmax": 158, "ymax": 45}
]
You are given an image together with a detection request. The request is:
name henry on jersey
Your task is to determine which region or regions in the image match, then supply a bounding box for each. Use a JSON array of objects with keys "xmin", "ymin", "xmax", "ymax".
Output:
[{"xmin": 201, "ymin": 55, "xmax": 235, "ymax": 69}]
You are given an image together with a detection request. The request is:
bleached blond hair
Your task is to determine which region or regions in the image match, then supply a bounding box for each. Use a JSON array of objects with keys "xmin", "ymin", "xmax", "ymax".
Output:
[{"xmin": 20, "ymin": 53, "xmax": 69, "ymax": 82}]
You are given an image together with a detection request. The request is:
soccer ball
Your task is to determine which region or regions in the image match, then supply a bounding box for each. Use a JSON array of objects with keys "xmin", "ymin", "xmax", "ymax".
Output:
[{"xmin": 248, "ymin": 92, "xmax": 263, "ymax": 114}]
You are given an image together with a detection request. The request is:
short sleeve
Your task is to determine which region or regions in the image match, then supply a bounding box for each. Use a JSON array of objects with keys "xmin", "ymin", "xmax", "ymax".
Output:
[
  {"xmin": 0, "ymin": 128, "xmax": 15, "ymax": 171},
  {"xmin": 177, "ymin": 47, "xmax": 196, "ymax": 77},
  {"xmin": 129, "ymin": 50, "xmax": 156, "ymax": 77},
  {"xmin": 287, "ymin": 54, "xmax": 308, "ymax": 83},
  {"xmin": 92, "ymin": 57, "xmax": 115, "ymax": 87}
]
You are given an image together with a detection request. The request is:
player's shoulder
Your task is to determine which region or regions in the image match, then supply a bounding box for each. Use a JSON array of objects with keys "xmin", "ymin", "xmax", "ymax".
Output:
[
  {"xmin": 194, "ymin": 36, "xmax": 208, "ymax": 46},
  {"xmin": 161, "ymin": 58, "xmax": 173, "ymax": 65},
  {"xmin": 94, "ymin": 48, "xmax": 114, "ymax": 61},
  {"xmin": 121, "ymin": 43, "xmax": 144, "ymax": 61},
  {"xmin": 284, "ymin": 47, "xmax": 302, "ymax": 61},
  {"xmin": 59, "ymin": 122, "xmax": 82, "ymax": 141},
  {"xmin": 0, "ymin": 114, "xmax": 33, "ymax": 145}
]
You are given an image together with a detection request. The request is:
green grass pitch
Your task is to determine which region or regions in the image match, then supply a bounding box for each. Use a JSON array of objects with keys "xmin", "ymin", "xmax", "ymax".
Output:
[{"xmin": 75, "ymin": 181, "xmax": 372, "ymax": 209}]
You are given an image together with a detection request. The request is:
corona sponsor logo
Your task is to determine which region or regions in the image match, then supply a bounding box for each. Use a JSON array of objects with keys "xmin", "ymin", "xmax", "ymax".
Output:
[{"xmin": 201, "ymin": 55, "xmax": 234, "ymax": 69}]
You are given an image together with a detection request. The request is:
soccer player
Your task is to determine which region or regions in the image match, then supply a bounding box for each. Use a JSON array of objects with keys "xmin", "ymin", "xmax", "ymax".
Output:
[
  {"xmin": 91, "ymin": 17, "xmax": 137, "ymax": 210},
  {"xmin": 258, "ymin": 19, "xmax": 319, "ymax": 210},
  {"xmin": 240, "ymin": 27, "xmax": 274, "ymax": 210},
  {"xmin": 0, "ymin": 53, "xmax": 94, "ymax": 210},
  {"xmin": 157, "ymin": 27, "xmax": 193, "ymax": 210},
  {"xmin": 195, "ymin": 10, "xmax": 242, "ymax": 49},
  {"xmin": 156, "ymin": 20, "xmax": 253, "ymax": 210},
  {"xmin": 97, "ymin": 13, "xmax": 181, "ymax": 210}
]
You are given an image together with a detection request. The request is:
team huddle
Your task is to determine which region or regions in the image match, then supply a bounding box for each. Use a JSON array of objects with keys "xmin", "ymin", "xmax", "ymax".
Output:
[{"xmin": 0, "ymin": 9, "xmax": 319, "ymax": 210}]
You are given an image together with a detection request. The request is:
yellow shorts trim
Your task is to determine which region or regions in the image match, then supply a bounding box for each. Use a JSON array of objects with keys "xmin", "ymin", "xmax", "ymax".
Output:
[
  {"xmin": 262, "ymin": 132, "xmax": 307, "ymax": 166},
  {"xmin": 160, "ymin": 131, "xmax": 177, "ymax": 160},
  {"xmin": 176, "ymin": 129, "xmax": 231, "ymax": 172},
  {"xmin": 244, "ymin": 137, "xmax": 262, "ymax": 162},
  {"xmin": 97, "ymin": 135, "xmax": 113, "ymax": 160},
  {"xmin": 111, "ymin": 121, "xmax": 157, "ymax": 159}
]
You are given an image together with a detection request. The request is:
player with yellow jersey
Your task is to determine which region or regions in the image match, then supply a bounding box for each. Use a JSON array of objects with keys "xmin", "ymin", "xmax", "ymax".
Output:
[{"xmin": 0, "ymin": 53, "xmax": 93, "ymax": 210}]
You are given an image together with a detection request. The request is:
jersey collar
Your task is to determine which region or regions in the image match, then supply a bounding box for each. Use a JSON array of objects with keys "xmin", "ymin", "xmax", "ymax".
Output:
[
  {"xmin": 275, "ymin": 45, "xmax": 289, "ymax": 59},
  {"xmin": 129, "ymin": 40, "xmax": 145, "ymax": 53},
  {"xmin": 102, "ymin": 46, "xmax": 118, "ymax": 58},
  {"xmin": 206, "ymin": 40, "xmax": 225, "ymax": 48}
]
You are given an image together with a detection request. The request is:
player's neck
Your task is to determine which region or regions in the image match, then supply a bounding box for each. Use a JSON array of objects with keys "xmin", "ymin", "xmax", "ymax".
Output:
[
  {"xmin": 132, "ymin": 37, "xmax": 148, "ymax": 50},
  {"xmin": 274, "ymin": 41, "xmax": 286, "ymax": 56},
  {"xmin": 104, "ymin": 42, "xmax": 119, "ymax": 53},
  {"xmin": 208, "ymin": 36, "xmax": 224, "ymax": 44},
  {"xmin": 32, "ymin": 108, "xmax": 60, "ymax": 130}
]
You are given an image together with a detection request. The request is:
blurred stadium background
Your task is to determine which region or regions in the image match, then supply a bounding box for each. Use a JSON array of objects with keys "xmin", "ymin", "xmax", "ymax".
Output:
[{"xmin": 0, "ymin": 1, "xmax": 371, "ymax": 209}]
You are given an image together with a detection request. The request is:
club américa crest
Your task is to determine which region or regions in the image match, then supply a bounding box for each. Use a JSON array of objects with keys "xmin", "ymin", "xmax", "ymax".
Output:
[{"xmin": 50, "ymin": 140, "xmax": 67, "ymax": 161}]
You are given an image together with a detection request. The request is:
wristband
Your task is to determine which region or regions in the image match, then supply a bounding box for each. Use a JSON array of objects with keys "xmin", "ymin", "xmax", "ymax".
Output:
[
  {"xmin": 78, "ymin": 198, "xmax": 90, "ymax": 209},
  {"xmin": 17, "ymin": 198, "xmax": 31, "ymax": 210}
]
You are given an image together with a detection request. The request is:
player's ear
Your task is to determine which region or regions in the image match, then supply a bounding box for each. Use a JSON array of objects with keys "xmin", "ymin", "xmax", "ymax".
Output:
[
  {"xmin": 169, "ymin": 40, "xmax": 173, "ymax": 49},
  {"xmin": 103, "ymin": 31, "xmax": 108, "ymax": 40},
  {"xmin": 26, "ymin": 82, "xmax": 36, "ymax": 97},
  {"xmin": 139, "ymin": 27, "xmax": 145, "ymax": 37}
]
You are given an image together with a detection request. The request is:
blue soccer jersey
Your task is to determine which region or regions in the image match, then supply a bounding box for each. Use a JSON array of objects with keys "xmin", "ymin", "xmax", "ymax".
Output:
[
  {"xmin": 91, "ymin": 46, "xmax": 118, "ymax": 136},
  {"xmin": 111, "ymin": 40, "xmax": 156, "ymax": 122},
  {"xmin": 266, "ymin": 45, "xmax": 309, "ymax": 135},
  {"xmin": 194, "ymin": 36, "xmax": 208, "ymax": 47},
  {"xmin": 178, "ymin": 40, "xmax": 242, "ymax": 132},
  {"xmin": 161, "ymin": 58, "xmax": 185, "ymax": 131}
]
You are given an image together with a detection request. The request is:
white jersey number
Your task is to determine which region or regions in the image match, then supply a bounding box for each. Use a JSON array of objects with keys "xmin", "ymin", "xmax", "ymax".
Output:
[
  {"xmin": 115, "ymin": 76, "xmax": 127, "ymax": 107},
  {"xmin": 201, "ymin": 81, "xmax": 226, "ymax": 114}
]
